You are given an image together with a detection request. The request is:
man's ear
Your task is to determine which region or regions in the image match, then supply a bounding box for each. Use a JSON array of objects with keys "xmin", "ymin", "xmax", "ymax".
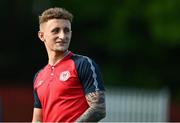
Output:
[{"xmin": 38, "ymin": 31, "xmax": 45, "ymax": 42}]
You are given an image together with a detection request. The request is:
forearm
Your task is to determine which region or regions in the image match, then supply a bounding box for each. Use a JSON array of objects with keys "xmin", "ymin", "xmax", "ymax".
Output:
[
  {"xmin": 76, "ymin": 91, "xmax": 106, "ymax": 122},
  {"xmin": 32, "ymin": 108, "xmax": 42, "ymax": 123},
  {"xmin": 32, "ymin": 117, "xmax": 42, "ymax": 123},
  {"xmin": 76, "ymin": 105, "xmax": 105, "ymax": 122}
]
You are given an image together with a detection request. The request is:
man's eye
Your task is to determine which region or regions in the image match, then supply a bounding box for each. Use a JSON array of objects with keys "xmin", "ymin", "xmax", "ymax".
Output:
[
  {"xmin": 64, "ymin": 28, "xmax": 70, "ymax": 33},
  {"xmin": 52, "ymin": 28, "xmax": 60, "ymax": 33}
]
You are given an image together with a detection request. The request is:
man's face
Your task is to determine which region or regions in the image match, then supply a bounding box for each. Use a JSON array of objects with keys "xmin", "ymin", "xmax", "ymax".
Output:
[{"xmin": 39, "ymin": 19, "xmax": 72, "ymax": 52}]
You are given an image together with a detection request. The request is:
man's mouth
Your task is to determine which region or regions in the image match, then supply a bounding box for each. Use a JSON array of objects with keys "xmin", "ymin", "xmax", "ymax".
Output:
[{"xmin": 56, "ymin": 41, "xmax": 67, "ymax": 45}]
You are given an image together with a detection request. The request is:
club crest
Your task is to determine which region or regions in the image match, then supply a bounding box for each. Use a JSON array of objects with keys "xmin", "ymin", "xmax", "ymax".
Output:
[{"xmin": 59, "ymin": 70, "xmax": 70, "ymax": 81}]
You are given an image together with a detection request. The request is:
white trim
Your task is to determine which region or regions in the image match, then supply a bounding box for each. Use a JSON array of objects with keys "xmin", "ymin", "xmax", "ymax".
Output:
[{"xmin": 84, "ymin": 56, "xmax": 99, "ymax": 91}]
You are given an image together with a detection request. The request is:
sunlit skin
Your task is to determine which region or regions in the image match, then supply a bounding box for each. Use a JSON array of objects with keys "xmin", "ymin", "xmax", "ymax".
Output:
[{"xmin": 38, "ymin": 19, "xmax": 72, "ymax": 65}]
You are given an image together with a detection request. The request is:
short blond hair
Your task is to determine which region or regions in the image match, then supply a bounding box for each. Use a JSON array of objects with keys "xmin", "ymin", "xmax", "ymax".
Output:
[{"xmin": 39, "ymin": 7, "xmax": 73, "ymax": 24}]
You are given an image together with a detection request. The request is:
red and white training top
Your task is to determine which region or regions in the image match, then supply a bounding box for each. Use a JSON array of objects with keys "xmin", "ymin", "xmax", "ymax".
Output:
[{"xmin": 33, "ymin": 51, "xmax": 105, "ymax": 122}]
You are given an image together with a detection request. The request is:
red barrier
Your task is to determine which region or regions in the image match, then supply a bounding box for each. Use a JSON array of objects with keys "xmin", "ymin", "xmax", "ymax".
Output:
[
  {"xmin": 0, "ymin": 85, "xmax": 180, "ymax": 122},
  {"xmin": 0, "ymin": 85, "xmax": 33, "ymax": 122},
  {"xmin": 170, "ymin": 101, "xmax": 180, "ymax": 122}
]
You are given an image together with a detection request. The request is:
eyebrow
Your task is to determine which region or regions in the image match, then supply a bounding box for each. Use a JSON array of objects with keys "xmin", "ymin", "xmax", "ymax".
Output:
[
  {"xmin": 51, "ymin": 27, "xmax": 60, "ymax": 32},
  {"xmin": 51, "ymin": 26, "xmax": 71, "ymax": 32},
  {"xmin": 64, "ymin": 27, "xmax": 70, "ymax": 31}
]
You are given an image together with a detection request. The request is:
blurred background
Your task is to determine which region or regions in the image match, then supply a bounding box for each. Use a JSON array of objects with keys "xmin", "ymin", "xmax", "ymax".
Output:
[{"xmin": 0, "ymin": 0, "xmax": 180, "ymax": 122}]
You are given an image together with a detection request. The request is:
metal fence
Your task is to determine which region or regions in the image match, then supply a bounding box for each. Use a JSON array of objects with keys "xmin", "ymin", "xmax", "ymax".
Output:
[{"xmin": 101, "ymin": 87, "xmax": 170, "ymax": 122}]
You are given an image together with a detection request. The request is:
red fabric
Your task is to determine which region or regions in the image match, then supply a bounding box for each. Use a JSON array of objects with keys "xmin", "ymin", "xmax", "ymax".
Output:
[{"xmin": 34, "ymin": 52, "xmax": 89, "ymax": 122}]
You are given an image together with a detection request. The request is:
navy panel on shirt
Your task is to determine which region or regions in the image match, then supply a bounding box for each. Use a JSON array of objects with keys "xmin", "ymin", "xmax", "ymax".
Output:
[
  {"xmin": 33, "ymin": 90, "xmax": 42, "ymax": 108},
  {"xmin": 71, "ymin": 54, "xmax": 105, "ymax": 94},
  {"xmin": 33, "ymin": 71, "xmax": 42, "ymax": 108}
]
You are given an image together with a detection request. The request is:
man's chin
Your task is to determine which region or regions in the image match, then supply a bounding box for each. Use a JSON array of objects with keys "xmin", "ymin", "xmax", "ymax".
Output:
[{"xmin": 55, "ymin": 48, "xmax": 68, "ymax": 52}]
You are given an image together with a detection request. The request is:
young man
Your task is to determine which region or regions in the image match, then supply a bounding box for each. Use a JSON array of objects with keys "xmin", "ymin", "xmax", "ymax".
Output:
[{"xmin": 32, "ymin": 7, "xmax": 106, "ymax": 122}]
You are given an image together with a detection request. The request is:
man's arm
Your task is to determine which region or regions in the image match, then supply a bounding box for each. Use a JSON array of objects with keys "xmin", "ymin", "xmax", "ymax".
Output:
[
  {"xmin": 76, "ymin": 91, "xmax": 106, "ymax": 122},
  {"xmin": 32, "ymin": 108, "xmax": 42, "ymax": 122}
]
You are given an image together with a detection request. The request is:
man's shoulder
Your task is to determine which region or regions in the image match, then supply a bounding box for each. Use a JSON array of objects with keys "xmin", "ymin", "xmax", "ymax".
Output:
[
  {"xmin": 37, "ymin": 64, "xmax": 48, "ymax": 73},
  {"xmin": 33, "ymin": 65, "xmax": 48, "ymax": 83},
  {"xmin": 71, "ymin": 53, "xmax": 99, "ymax": 71},
  {"xmin": 71, "ymin": 53, "xmax": 93, "ymax": 63}
]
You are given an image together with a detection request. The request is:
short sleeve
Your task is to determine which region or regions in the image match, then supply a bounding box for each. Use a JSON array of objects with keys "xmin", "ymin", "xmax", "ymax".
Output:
[
  {"xmin": 33, "ymin": 90, "xmax": 42, "ymax": 108},
  {"xmin": 33, "ymin": 72, "xmax": 42, "ymax": 108},
  {"xmin": 72, "ymin": 55, "xmax": 105, "ymax": 94}
]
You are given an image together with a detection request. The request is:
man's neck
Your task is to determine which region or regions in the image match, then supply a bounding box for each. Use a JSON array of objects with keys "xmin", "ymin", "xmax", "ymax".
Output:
[{"xmin": 48, "ymin": 50, "xmax": 69, "ymax": 66}]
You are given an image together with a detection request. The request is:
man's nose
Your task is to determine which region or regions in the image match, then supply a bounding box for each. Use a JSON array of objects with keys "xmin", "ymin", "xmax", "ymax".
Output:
[{"xmin": 58, "ymin": 31, "xmax": 65, "ymax": 39}]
